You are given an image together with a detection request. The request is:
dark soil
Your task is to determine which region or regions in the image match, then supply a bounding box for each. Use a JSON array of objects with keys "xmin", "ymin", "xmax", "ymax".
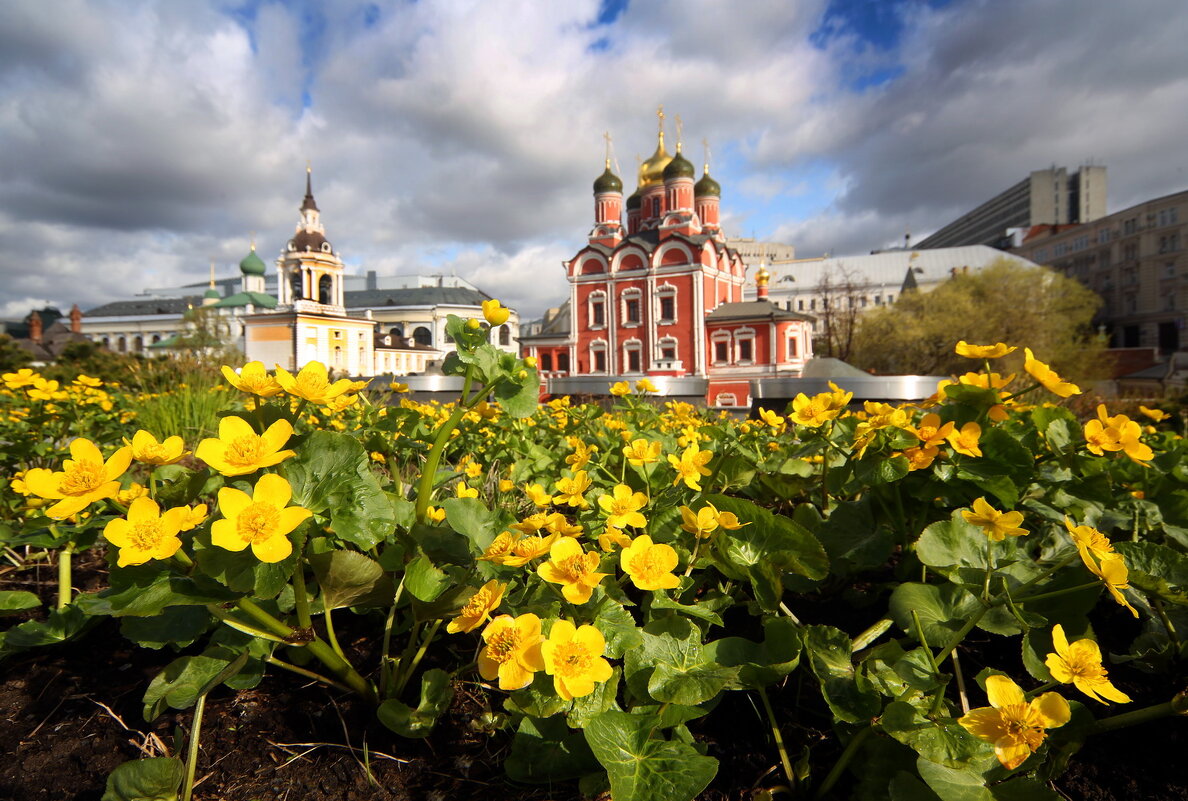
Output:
[{"xmin": 1, "ymin": 553, "xmax": 1186, "ymax": 800}]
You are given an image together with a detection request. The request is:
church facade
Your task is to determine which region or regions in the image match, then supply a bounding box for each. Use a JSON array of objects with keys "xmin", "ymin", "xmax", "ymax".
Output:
[{"xmin": 519, "ymin": 112, "xmax": 814, "ymax": 408}]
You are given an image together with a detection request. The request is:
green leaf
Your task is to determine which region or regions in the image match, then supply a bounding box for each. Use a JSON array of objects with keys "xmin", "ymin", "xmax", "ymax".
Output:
[
  {"xmin": 802, "ymin": 624, "xmax": 881, "ymax": 723},
  {"xmin": 706, "ymin": 494, "xmax": 828, "ymax": 581},
  {"xmin": 888, "ymin": 583, "xmax": 979, "ymax": 644},
  {"xmin": 505, "ymin": 715, "xmax": 600, "ymax": 783},
  {"xmin": 505, "ymin": 671, "xmax": 572, "ymax": 719},
  {"xmin": 584, "ymin": 710, "xmax": 718, "ymax": 801},
  {"xmin": 590, "ymin": 593, "xmax": 643, "ymax": 659},
  {"xmin": 624, "ymin": 618, "xmax": 738, "ymax": 706},
  {"xmin": 1115, "ymin": 541, "xmax": 1188, "ymax": 605},
  {"xmin": 101, "ymin": 757, "xmax": 184, "ymax": 801},
  {"xmin": 403, "ymin": 551, "xmax": 450, "ymax": 602},
  {"xmin": 192, "ymin": 534, "xmax": 297, "ymax": 601},
  {"xmin": 441, "ymin": 497, "xmax": 498, "ymax": 553},
  {"xmin": 854, "ymin": 454, "xmax": 910, "ymax": 486},
  {"xmin": 282, "ymin": 430, "xmax": 396, "ymax": 550},
  {"xmin": 2, "ymin": 605, "xmax": 92, "ymax": 651},
  {"xmin": 376, "ymin": 668, "xmax": 453, "ymax": 738},
  {"xmin": 77, "ymin": 564, "xmax": 238, "ymax": 616},
  {"xmin": 0, "ymin": 590, "xmax": 41, "ymax": 615},
  {"xmin": 916, "ymin": 758, "xmax": 994, "ymax": 801},
  {"xmin": 648, "ymin": 589, "xmax": 726, "ymax": 627},
  {"xmin": 916, "ymin": 515, "xmax": 992, "ymax": 570},
  {"xmin": 567, "ymin": 666, "xmax": 622, "ymax": 728},
  {"xmin": 494, "ymin": 366, "xmax": 540, "ymax": 419},
  {"xmin": 880, "ymin": 701, "xmax": 984, "ymax": 768},
  {"xmin": 309, "ymin": 550, "xmax": 393, "ymax": 610},
  {"xmin": 704, "ymin": 616, "xmax": 802, "ymax": 688},
  {"xmin": 817, "ymin": 497, "xmax": 895, "ymax": 576},
  {"xmin": 142, "ymin": 647, "xmax": 247, "ymax": 721},
  {"xmin": 120, "ymin": 606, "xmax": 212, "ymax": 650}
]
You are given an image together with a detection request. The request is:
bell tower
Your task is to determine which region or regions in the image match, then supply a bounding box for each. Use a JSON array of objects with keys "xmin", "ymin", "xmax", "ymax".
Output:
[{"xmin": 277, "ymin": 166, "xmax": 346, "ymax": 313}]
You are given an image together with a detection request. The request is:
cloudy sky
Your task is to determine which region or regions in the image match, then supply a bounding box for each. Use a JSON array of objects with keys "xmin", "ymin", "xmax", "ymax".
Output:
[{"xmin": 1, "ymin": 0, "xmax": 1186, "ymax": 321}]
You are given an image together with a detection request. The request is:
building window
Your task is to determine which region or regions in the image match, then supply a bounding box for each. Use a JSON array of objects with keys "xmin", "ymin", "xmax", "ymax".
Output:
[
  {"xmin": 625, "ymin": 345, "xmax": 642, "ymax": 372},
  {"xmin": 797, "ymin": 299, "xmax": 805, "ymax": 311},
  {"xmin": 412, "ymin": 326, "xmax": 432, "ymax": 347},
  {"xmin": 713, "ymin": 339, "xmax": 730, "ymax": 364},
  {"xmin": 499, "ymin": 326, "xmax": 511, "ymax": 346},
  {"xmin": 787, "ymin": 337, "xmax": 798, "ymax": 358},
  {"xmin": 593, "ymin": 349, "xmax": 607, "ymax": 373},
  {"xmin": 738, "ymin": 338, "xmax": 753, "ymax": 363},
  {"xmin": 657, "ymin": 286, "xmax": 677, "ymax": 323},
  {"xmin": 589, "ymin": 293, "xmax": 607, "ymax": 328},
  {"xmin": 133, "ymin": 336, "xmax": 143, "ymax": 352},
  {"xmin": 621, "ymin": 289, "xmax": 643, "ymax": 326},
  {"xmin": 557, "ymin": 352, "xmax": 570, "ymax": 373},
  {"xmin": 715, "ymin": 393, "xmax": 738, "ymax": 407},
  {"xmin": 541, "ymin": 353, "xmax": 553, "ymax": 371}
]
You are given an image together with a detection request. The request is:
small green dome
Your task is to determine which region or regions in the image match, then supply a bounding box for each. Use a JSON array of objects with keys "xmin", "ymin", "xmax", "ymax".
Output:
[
  {"xmin": 593, "ymin": 164, "xmax": 622, "ymax": 194},
  {"xmin": 240, "ymin": 248, "xmax": 267, "ymax": 276},
  {"xmin": 663, "ymin": 150, "xmax": 695, "ymax": 181},
  {"xmin": 204, "ymin": 287, "xmax": 221, "ymax": 300},
  {"xmin": 694, "ymin": 170, "xmax": 720, "ymax": 197},
  {"xmin": 626, "ymin": 189, "xmax": 642, "ymax": 210}
]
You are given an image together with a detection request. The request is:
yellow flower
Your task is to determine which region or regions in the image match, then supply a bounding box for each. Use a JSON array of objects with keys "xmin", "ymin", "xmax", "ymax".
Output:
[
  {"xmin": 389, "ymin": 381, "xmax": 409, "ymax": 393},
  {"xmin": 524, "ymin": 356, "xmax": 537, "ymax": 368},
  {"xmin": 195, "ymin": 417, "xmax": 296, "ymax": 477},
  {"xmin": 1045, "ymin": 624, "xmax": 1131, "ymax": 704},
  {"xmin": 537, "ymin": 538, "xmax": 609, "ymax": 604},
  {"xmin": 598, "ymin": 484, "xmax": 648, "ymax": 529},
  {"xmin": 962, "ymin": 497, "xmax": 1027, "ymax": 541},
  {"xmin": 667, "ymin": 445, "xmax": 713, "ymax": 491},
  {"xmin": 455, "ymin": 482, "xmax": 479, "ymax": 499},
  {"xmin": 903, "ymin": 445, "xmax": 939, "ymax": 471},
  {"xmin": 565, "ymin": 439, "xmax": 597, "ymax": 471},
  {"xmin": 510, "ymin": 512, "xmax": 549, "ymax": 536},
  {"xmin": 103, "ymin": 497, "xmax": 187, "ymax": 568},
  {"xmin": 620, "ymin": 534, "xmax": 680, "ymax": 591},
  {"xmin": 466, "ymin": 318, "xmax": 481, "ymax": 331},
  {"xmin": 714, "ymin": 508, "xmax": 746, "ymax": 530},
  {"xmin": 274, "ymin": 361, "xmax": 355, "ymax": 405},
  {"xmin": 790, "ymin": 392, "xmax": 840, "ymax": 427},
  {"xmin": 1084, "ymin": 405, "xmax": 1153, "ymax": 464},
  {"xmin": 177, "ymin": 504, "xmax": 208, "ymax": 532},
  {"xmin": 680, "ymin": 505, "xmax": 719, "ymax": 539},
  {"xmin": 946, "ymin": 421, "xmax": 983, "ymax": 457},
  {"xmin": 758, "ymin": 408, "xmax": 785, "ymax": 428},
  {"xmin": 2, "ymin": 368, "xmax": 40, "ymax": 389},
  {"xmin": 210, "ymin": 474, "xmax": 312, "ymax": 563},
  {"xmin": 448, "ymin": 580, "xmax": 506, "ymax": 634},
  {"xmin": 553, "ymin": 470, "xmax": 592, "ymax": 508},
  {"xmin": 478, "ymin": 614, "xmax": 545, "ymax": 691},
  {"xmin": 912, "ymin": 413, "xmax": 955, "ymax": 448},
  {"xmin": 524, "ymin": 483, "xmax": 554, "ymax": 507},
  {"xmin": 958, "ymin": 675, "xmax": 1070, "ymax": 770},
  {"xmin": 635, "ymin": 378, "xmax": 658, "ymax": 394},
  {"xmin": 541, "ymin": 620, "xmax": 613, "ymax": 701},
  {"xmin": 499, "ymin": 479, "xmax": 515, "ymax": 492},
  {"xmin": 610, "ymin": 381, "xmax": 631, "ymax": 397},
  {"xmin": 622, "ymin": 438, "xmax": 662, "ymax": 467},
  {"xmin": 1089, "ymin": 554, "xmax": 1139, "ymax": 618},
  {"xmin": 1023, "ymin": 348, "xmax": 1081, "ymax": 398},
  {"xmin": 598, "ymin": 526, "xmax": 633, "ymax": 551},
  {"xmin": 116, "ymin": 482, "xmax": 149, "ymax": 505},
  {"xmin": 544, "ymin": 512, "xmax": 582, "ymax": 537},
  {"xmin": 1063, "ymin": 519, "xmax": 1139, "ymax": 618},
  {"xmin": 482, "ymin": 299, "xmax": 511, "ymax": 326},
  {"xmin": 129, "ymin": 430, "xmax": 187, "ymax": 466},
  {"xmin": 1138, "ymin": 405, "xmax": 1169, "ymax": 422},
  {"xmin": 221, "ymin": 361, "xmax": 283, "ymax": 397},
  {"xmin": 955, "ymin": 341, "xmax": 1017, "ymax": 359},
  {"xmin": 479, "ymin": 531, "xmax": 519, "ymax": 564},
  {"xmin": 23, "ymin": 438, "xmax": 133, "ymax": 519},
  {"xmin": 73, "ymin": 375, "xmax": 103, "ymax": 388},
  {"xmin": 426, "ymin": 505, "xmax": 446, "ymax": 523},
  {"xmin": 503, "ymin": 532, "xmax": 559, "ymax": 567},
  {"xmin": 464, "ymin": 460, "xmax": 483, "ymax": 479}
]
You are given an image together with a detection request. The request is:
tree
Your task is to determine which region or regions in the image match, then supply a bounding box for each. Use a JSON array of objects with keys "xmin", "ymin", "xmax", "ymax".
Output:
[
  {"xmin": 0, "ymin": 334, "xmax": 31, "ymax": 372},
  {"xmin": 849, "ymin": 259, "xmax": 1106, "ymax": 380},
  {"xmin": 813, "ymin": 264, "xmax": 866, "ymax": 361}
]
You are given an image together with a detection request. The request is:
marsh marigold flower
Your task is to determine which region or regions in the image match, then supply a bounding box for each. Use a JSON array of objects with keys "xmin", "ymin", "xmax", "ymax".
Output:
[
  {"xmin": 195, "ymin": 417, "xmax": 296, "ymax": 477},
  {"xmin": 1023, "ymin": 348, "xmax": 1081, "ymax": 398},
  {"xmin": 478, "ymin": 613, "xmax": 545, "ymax": 691},
  {"xmin": 947, "ymin": 421, "xmax": 983, "ymax": 457},
  {"xmin": 668, "ymin": 444, "xmax": 713, "ymax": 491},
  {"xmin": 221, "ymin": 361, "xmax": 283, "ymax": 397},
  {"xmin": 1084, "ymin": 405, "xmax": 1153, "ymax": 464},
  {"xmin": 454, "ymin": 482, "xmax": 479, "ymax": 499},
  {"xmin": 503, "ymin": 532, "xmax": 559, "ymax": 567},
  {"xmin": 116, "ymin": 482, "xmax": 148, "ymax": 506},
  {"xmin": 623, "ymin": 438, "xmax": 662, "ymax": 467},
  {"xmin": 541, "ymin": 619, "xmax": 613, "ymax": 700},
  {"xmin": 955, "ymin": 341, "xmax": 1017, "ymax": 359},
  {"xmin": 620, "ymin": 534, "xmax": 680, "ymax": 591},
  {"xmin": 758, "ymin": 408, "xmax": 785, "ymax": 429},
  {"xmin": 537, "ymin": 538, "xmax": 609, "ymax": 604},
  {"xmin": 448, "ymin": 580, "xmax": 506, "ymax": 634},
  {"xmin": 426, "ymin": 505, "xmax": 446, "ymax": 523},
  {"xmin": 103, "ymin": 497, "xmax": 188, "ymax": 568},
  {"xmin": 1138, "ymin": 405, "xmax": 1169, "ymax": 422},
  {"xmin": 680, "ymin": 505, "xmax": 719, "ymax": 539},
  {"xmin": 912, "ymin": 413, "xmax": 955, "ymax": 448},
  {"xmin": 177, "ymin": 504, "xmax": 208, "ymax": 532},
  {"xmin": 524, "ymin": 482, "xmax": 553, "ymax": 507},
  {"xmin": 599, "ymin": 484, "xmax": 648, "ymax": 529},
  {"xmin": 211, "ymin": 474, "xmax": 311, "ymax": 563},
  {"xmin": 609, "ymin": 381, "xmax": 631, "ymax": 397},
  {"xmin": 129, "ymin": 430, "xmax": 187, "ymax": 466},
  {"xmin": 958, "ymin": 674, "xmax": 1070, "ymax": 770},
  {"xmin": 635, "ymin": 378, "xmax": 659, "ymax": 394},
  {"xmin": 962, "ymin": 497, "xmax": 1027, "ymax": 541},
  {"xmin": 565, "ymin": 439, "xmax": 597, "ymax": 471},
  {"xmin": 1063, "ymin": 519, "xmax": 1139, "ymax": 618},
  {"xmin": 553, "ymin": 470, "xmax": 592, "ymax": 508},
  {"xmin": 1045, "ymin": 624, "xmax": 1131, "ymax": 704},
  {"xmin": 23, "ymin": 437, "xmax": 132, "ymax": 519},
  {"xmin": 790, "ymin": 392, "xmax": 840, "ymax": 427},
  {"xmin": 274, "ymin": 361, "xmax": 355, "ymax": 405},
  {"xmin": 482, "ymin": 299, "xmax": 510, "ymax": 326}
]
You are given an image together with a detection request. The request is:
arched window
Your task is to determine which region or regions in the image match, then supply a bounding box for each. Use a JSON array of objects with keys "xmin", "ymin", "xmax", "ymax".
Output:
[
  {"xmin": 588, "ymin": 291, "xmax": 607, "ymax": 328},
  {"xmin": 735, "ymin": 327, "xmax": 756, "ymax": 363},
  {"xmin": 657, "ymin": 285, "xmax": 677, "ymax": 323},
  {"xmin": 117, "ymin": 336, "xmax": 126, "ymax": 352},
  {"xmin": 541, "ymin": 353, "xmax": 554, "ymax": 371},
  {"xmin": 590, "ymin": 341, "xmax": 608, "ymax": 373},
  {"xmin": 499, "ymin": 326, "xmax": 511, "ymax": 346},
  {"xmin": 388, "ymin": 325, "xmax": 403, "ymax": 339},
  {"xmin": 557, "ymin": 352, "xmax": 570, "ymax": 373},
  {"xmin": 333, "ymin": 346, "xmax": 343, "ymax": 368},
  {"xmin": 710, "ymin": 331, "xmax": 731, "ymax": 365},
  {"xmin": 318, "ymin": 275, "xmax": 333, "ymax": 305},
  {"xmin": 151, "ymin": 334, "xmax": 161, "ymax": 344},
  {"xmin": 623, "ymin": 339, "xmax": 643, "ymax": 373},
  {"xmin": 290, "ymin": 271, "xmax": 303, "ymax": 300},
  {"xmin": 133, "ymin": 336, "xmax": 143, "ymax": 352},
  {"xmin": 412, "ymin": 326, "xmax": 432, "ymax": 347},
  {"xmin": 621, "ymin": 288, "xmax": 643, "ymax": 326},
  {"xmin": 657, "ymin": 337, "xmax": 678, "ymax": 363}
]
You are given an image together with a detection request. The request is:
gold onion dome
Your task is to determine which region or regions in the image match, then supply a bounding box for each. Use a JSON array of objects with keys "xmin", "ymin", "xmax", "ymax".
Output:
[
  {"xmin": 638, "ymin": 131, "xmax": 673, "ymax": 188},
  {"xmin": 755, "ymin": 265, "xmax": 771, "ymax": 287}
]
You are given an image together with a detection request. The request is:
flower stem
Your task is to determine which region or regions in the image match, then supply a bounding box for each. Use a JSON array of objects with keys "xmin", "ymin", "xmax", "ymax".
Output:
[
  {"xmin": 323, "ymin": 606, "xmax": 346, "ymax": 660},
  {"xmin": 394, "ymin": 619, "xmax": 443, "ymax": 697},
  {"xmin": 1088, "ymin": 692, "xmax": 1188, "ymax": 736},
  {"xmin": 292, "ymin": 560, "xmax": 313, "ymax": 631},
  {"xmin": 757, "ymin": 686, "xmax": 795, "ymax": 790},
  {"xmin": 413, "ymin": 365, "xmax": 475, "ymax": 523},
  {"xmin": 1010, "ymin": 580, "xmax": 1101, "ymax": 605},
  {"xmin": 265, "ymin": 655, "xmax": 354, "ymax": 693},
  {"xmin": 815, "ymin": 725, "xmax": 873, "ymax": 799},
  {"xmin": 180, "ymin": 694, "xmax": 206, "ymax": 801},
  {"xmin": 56, "ymin": 541, "xmax": 74, "ymax": 609}
]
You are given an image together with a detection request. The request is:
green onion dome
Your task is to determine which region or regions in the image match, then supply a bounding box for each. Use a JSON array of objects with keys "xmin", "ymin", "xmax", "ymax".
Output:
[
  {"xmin": 626, "ymin": 189, "xmax": 642, "ymax": 210},
  {"xmin": 694, "ymin": 169, "xmax": 721, "ymax": 197},
  {"xmin": 663, "ymin": 149, "xmax": 696, "ymax": 181},
  {"xmin": 593, "ymin": 164, "xmax": 623, "ymax": 194},
  {"xmin": 239, "ymin": 247, "xmax": 267, "ymax": 276}
]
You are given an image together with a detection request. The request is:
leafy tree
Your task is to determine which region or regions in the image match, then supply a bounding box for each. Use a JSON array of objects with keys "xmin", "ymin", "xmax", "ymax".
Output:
[
  {"xmin": 0, "ymin": 333, "xmax": 32, "ymax": 372},
  {"xmin": 849, "ymin": 259, "xmax": 1106, "ymax": 380}
]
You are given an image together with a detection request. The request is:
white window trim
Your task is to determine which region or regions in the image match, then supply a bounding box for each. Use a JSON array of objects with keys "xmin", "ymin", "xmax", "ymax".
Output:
[
  {"xmin": 621, "ymin": 287, "xmax": 643, "ymax": 327},
  {"xmin": 622, "ymin": 337, "xmax": 644, "ymax": 374},
  {"xmin": 710, "ymin": 330, "xmax": 732, "ymax": 365},
  {"xmin": 656, "ymin": 283, "xmax": 678, "ymax": 325},
  {"xmin": 588, "ymin": 290, "xmax": 608, "ymax": 331},
  {"xmin": 715, "ymin": 392, "xmax": 739, "ymax": 407},
  {"xmin": 734, "ymin": 326, "xmax": 756, "ymax": 365},
  {"xmin": 589, "ymin": 338, "xmax": 609, "ymax": 374}
]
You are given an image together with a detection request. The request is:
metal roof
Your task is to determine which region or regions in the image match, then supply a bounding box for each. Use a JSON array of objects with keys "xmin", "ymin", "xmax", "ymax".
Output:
[
  {"xmin": 85, "ymin": 296, "xmax": 201, "ymax": 317},
  {"xmin": 705, "ymin": 300, "xmax": 814, "ymax": 322},
  {"xmin": 344, "ymin": 286, "xmax": 492, "ymax": 308}
]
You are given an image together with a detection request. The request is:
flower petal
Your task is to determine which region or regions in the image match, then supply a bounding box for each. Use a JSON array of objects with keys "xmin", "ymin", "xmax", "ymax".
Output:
[
  {"xmin": 23, "ymin": 468, "xmax": 63, "ymax": 499},
  {"xmin": 217, "ymin": 486, "xmax": 252, "ymax": 519},
  {"xmin": 210, "ymin": 519, "xmax": 246, "ymax": 551},
  {"xmin": 985, "ymin": 674, "xmax": 1025, "ymax": 709},
  {"xmin": 253, "ymin": 473, "xmax": 293, "ymax": 509},
  {"xmin": 251, "ymin": 532, "xmax": 292, "ymax": 563},
  {"xmin": 1033, "ymin": 692, "xmax": 1071, "ymax": 728},
  {"xmin": 994, "ymin": 739, "xmax": 1032, "ymax": 771},
  {"xmin": 260, "ymin": 419, "xmax": 294, "ymax": 452},
  {"xmin": 69, "ymin": 437, "xmax": 103, "ymax": 465},
  {"xmin": 103, "ymin": 446, "xmax": 133, "ymax": 480},
  {"xmin": 219, "ymin": 414, "xmax": 256, "ymax": 441}
]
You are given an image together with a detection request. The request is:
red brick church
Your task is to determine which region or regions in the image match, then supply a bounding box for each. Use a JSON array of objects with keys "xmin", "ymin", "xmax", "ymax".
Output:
[{"xmin": 520, "ymin": 110, "xmax": 814, "ymax": 408}]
